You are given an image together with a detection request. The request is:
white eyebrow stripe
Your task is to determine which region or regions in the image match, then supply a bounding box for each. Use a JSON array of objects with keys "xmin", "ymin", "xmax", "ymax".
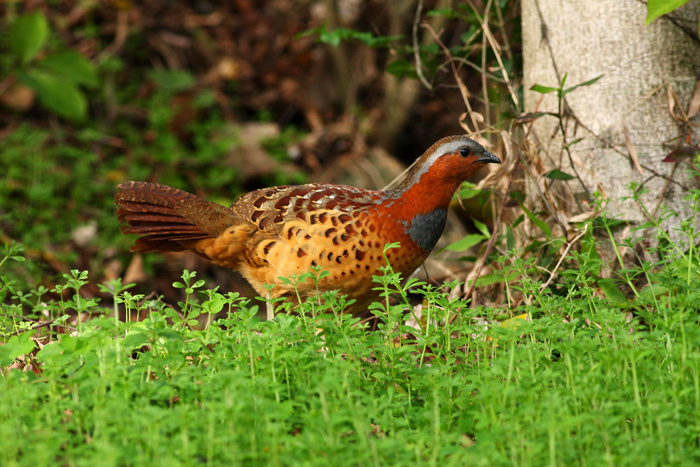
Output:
[{"xmin": 422, "ymin": 140, "xmax": 468, "ymax": 168}]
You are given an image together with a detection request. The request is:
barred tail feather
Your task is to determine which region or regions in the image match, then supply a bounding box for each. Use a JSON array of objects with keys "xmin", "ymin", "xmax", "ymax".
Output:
[{"xmin": 115, "ymin": 181, "xmax": 212, "ymax": 253}]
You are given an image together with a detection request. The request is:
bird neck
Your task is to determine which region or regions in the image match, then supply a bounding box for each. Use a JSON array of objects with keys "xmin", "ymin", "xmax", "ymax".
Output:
[{"xmin": 384, "ymin": 160, "xmax": 462, "ymax": 218}]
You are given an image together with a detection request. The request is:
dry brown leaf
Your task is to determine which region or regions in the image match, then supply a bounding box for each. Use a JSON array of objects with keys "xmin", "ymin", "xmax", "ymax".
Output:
[
  {"xmin": 667, "ymin": 85, "xmax": 678, "ymax": 118},
  {"xmin": 123, "ymin": 254, "xmax": 146, "ymax": 284},
  {"xmin": 622, "ymin": 122, "xmax": 644, "ymax": 175},
  {"xmin": 568, "ymin": 211, "xmax": 597, "ymax": 223},
  {"xmin": 0, "ymin": 81, "xmax": 35, "ymax": 111},
  {"xmin": 687, "ymin": 76, "xmax": 700, "ymax": 119}
]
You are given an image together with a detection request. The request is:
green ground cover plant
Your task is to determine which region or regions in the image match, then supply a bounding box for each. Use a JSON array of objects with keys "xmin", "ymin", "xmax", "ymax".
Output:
[
  {"xmin": 2, "ymin": 2, "xmax": 699, "ymax": 465},
  {"xmin": 2, "ymin": 194, "xmax": 699, "ymax": 465}
]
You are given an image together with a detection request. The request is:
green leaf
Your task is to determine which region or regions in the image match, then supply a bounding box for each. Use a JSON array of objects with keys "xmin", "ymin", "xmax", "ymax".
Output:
[
  {"xmin": 637, "ymin": 280, "xmax": 669, "ymax": 303},
  {"xmin": 386, "ymin": 59, "xmax": 416, "ymax": 78},
  {"xmin": 597, "ymin": 279, "xmax": 629, "ymax": 306},
  {"xmin": 473, "ymin": 219, "xmax": 491, "ymax": 239},
  {"xmin": 520, "ymin": 204, "xmax": 552, "ymax": 238},
  {"xmin": 427, "ymin": 8, "xmax": 458, "ymax": 18},
  {"xmin": 645, "ymin": 0, "xmax": 690, "ymax": 25},
  {"xmin": 458, "ymin": 182, "xmax": 481, "ymax": 200},
  {"xmin": 0, "ymin": 332, "xmax": 37, "ymax": 366},
  {"xmin": 147, "ymin": 69, "xmax": 196, "ymax": 91},
  {"xmin": 314, "ymin": 25, "xmax": 401, "ymax": 48},
  {"xmin": 18, "ymin": 69, "xmax": 87, "ymax": 122},
  {"xmin": 546, "ymin": 169, "xmax": 576, "ymax": 181},
  {"xmin": 8, "ymin": 11, "xmax": 49, "ymax": 64},
  {"xmin": 122, "ymin": 332, "xmax": 150, "ymax": 349},
  {"xmin": 474, "ymin": 271, "xmax": 520, "ymax": 287},
  {"xmin": 529, "ymin": 84, "xmax": 559, "ymax": 94},
  {"xmin": 446, "ymin": 234, "xmax": 486, "ymax": 252},
  {"xmin": 38, "ymin": 51, "xmax": 99, "ymax": 88},
  {"xmin": 505, "ymin": 225, "xmax": 515, "ymax": 252},
  {"xmin": 562, "ymin": 75, "xmax": 603, "ymax": 95},
  {"xmin": 580, "ymin": 230, "xmax": 602, "ymax": 277}
]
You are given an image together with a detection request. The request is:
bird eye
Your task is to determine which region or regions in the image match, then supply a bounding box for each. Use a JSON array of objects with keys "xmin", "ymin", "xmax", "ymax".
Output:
[{"xmin": 459, "ymin": 147, "xmax": 470, "ymax": 158}]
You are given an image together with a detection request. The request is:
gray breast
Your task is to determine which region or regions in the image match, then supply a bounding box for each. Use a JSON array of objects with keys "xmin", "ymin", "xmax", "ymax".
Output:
[{"xmin": 406, "ymin": 209, "xmax": 448, "ymax": 252}]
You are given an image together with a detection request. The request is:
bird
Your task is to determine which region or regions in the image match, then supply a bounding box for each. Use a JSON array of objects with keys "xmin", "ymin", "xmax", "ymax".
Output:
[{"xmin": 114, "ymin": 135, "xmax": 501, "ymax": 319}]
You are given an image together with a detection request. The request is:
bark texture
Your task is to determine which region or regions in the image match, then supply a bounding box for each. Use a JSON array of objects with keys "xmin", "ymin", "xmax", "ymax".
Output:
[{"xmin": 522, "ymin": 0, "xmax": 700, "ymax": 239}]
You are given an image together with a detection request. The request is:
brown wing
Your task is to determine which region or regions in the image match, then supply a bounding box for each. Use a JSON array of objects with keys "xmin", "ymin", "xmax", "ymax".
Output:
[
  {"xmin": 231, "ymin": 183, "xmax": 383, "ymax": 231},
  {"xmin": 230, "ymin": 184, "xmax": 388, "ymax": 298}
]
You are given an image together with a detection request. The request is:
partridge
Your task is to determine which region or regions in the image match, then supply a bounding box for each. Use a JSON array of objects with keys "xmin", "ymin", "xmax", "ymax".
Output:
[{"xmin": 115, "ymin": 135, "xmax": 501, "ymax": 318}]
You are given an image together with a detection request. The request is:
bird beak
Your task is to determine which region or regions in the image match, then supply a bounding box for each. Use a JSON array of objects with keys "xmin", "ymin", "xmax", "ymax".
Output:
[{"xmin": 477, "ymin": 151, "xmax": 501, "ymax": 164}]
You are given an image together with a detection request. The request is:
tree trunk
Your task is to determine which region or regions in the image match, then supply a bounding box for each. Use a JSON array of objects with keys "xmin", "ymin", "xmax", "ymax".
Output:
[{"xmin": 521, "ymin": 0, "xmax": 700, "ymax": 242}]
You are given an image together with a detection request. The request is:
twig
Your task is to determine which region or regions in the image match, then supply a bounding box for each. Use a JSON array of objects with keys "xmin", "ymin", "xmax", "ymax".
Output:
[
  {"xmin": 449, "ymin": 171, "xmax": 514, "ymax": 324},
  {"xmin": 6, "ymin": 319, "xmax": 77, "ymax": 336},
  {"xmin": 574, "ymin": 117, "xmax": 690, "ymax": 191},
  {"xmin": 424, "ymin": 23, "xmax": 480, "ymax": 134},
  {"xmin": 557, "ymin": 94, "xmax": 591, "ymax": 197},
  {"xmin": 652, "ymin": 163, "xmax": 678, "ymax": 217},
  {"xmin": 412, "ymin": 0, "xmax": 433, "ymax": 91},
  {"xmin": 539, "ymin": 223, "xmax": 588, "ymax": 292},
  {"xmin": 467, "ymin": 0, "xmax": 520, "ymax": 109}
]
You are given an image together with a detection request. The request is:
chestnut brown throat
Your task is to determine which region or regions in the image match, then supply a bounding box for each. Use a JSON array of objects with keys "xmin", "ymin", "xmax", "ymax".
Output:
[{"xmin": 115, "ymin": 135, "xmax": 501, "ymax": 317}]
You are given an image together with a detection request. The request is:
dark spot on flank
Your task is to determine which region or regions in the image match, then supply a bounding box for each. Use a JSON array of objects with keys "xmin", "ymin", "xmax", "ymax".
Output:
[
  {"xmin": 253, "ymin": 197, "xmax": 265, "ymax": 208},
  {"xmin": 305, "ymin": 234, "xmax": 311, "ymax": 240},
  {"xmin": 273, "ymin": 213, "xmax": 284, "ymax": 223},
  {"xmin": 311, "ymin": 260, "xmax": 317, "ymax": 267},
  {"xmin": 359, "ymin": 240, "xmax": 365, "ymax": 247},
  {"xmin": 361, "ymin": 230, "xmax": 368, "ymax": 237},
  {"xmin": 342, "ymin": 249, "xmax": 349, "ymax": 257},
  {"xmin": 356, "ymin": 264, "xmax": 360, "ymax": 268},
  {"xmin": 319, "ymin": 212, "xmax": 328, "ymax": 223},
  {"xmin": 368, "ymin": 224, "xmax": 376, "ymax": 233},
  {"xmin": 350, "ymin": 270, "xmax": 354, "ymax": 275},
  {"xmin": 286, "ymin": 228, "xmax": 294, "ymax": 239},
  {"xmin": 263, "ymin": 241, "xmax": 276, "ymax": 255},
  {"xmin": 332, "ymin": 237, "xmax": 339, "ymax": 246},
  {"xmin": 365, "ymin": 265, "xmax": 370, "ymax": 270},
  {"xmin": 310, "ymin": 192, "xmax": 325, "ymax": 202},
  {"xmin": 355, "ymin": 220, "xmax": 362, "ymax": 228},
  {"xmin": 374, "ymin": 241, "xmax": 381, "ymax": 248},
  {"xmin": 345, "ymin": 225, "xmax": 356, "ymax": 235},
  {"xmin": 309, "ymin": 214, "xmax": 318, "ymax": 224},
  {"xmin": 287, "ymin": 188, "xmax": 307, "ymax": 198},
  {"xmin": 336, "ymin": 256, "xmax": 343, "ymax": 264},
  {"xmin": 355, "ymin": 250, "xmax": 366, "ymax": 261},
  {"xmin": 338, "ymin": 214, "xmax": 351, "ymax": 223},
  {"xmin": 324, "ymin": 228, "xmax": 337, "ymax": 238},
  {"xmin": 341, "ymin": 271, "xmax": 346, "ymax": 276},
  {"xmin": 327, "ymin": 200, "xmax": 339, "ymax": 210},
  {"xmin": 274, "ymin": 196, "xmax": 291, "ymax": 209},
  {"xmin": 296, "ymin": 249, "xmax": 307, "ymax": 258},
  {"xmin": 259, "ymin": 216, "xmax": 272, "ymax": 229},
  {"xmin": 327, "ymin": 252, "xmax": 334, "ymax": 260},
  {"xmin": 340, "ymin": 233, "xmax": 350, "ymax": 242},
  {"xmin": 295, "ymin": 211, "xmax": 305, "ymax": 220},
  {"xmin": 251, "ymin": 210, "xmax": 263, "ymax": 222},
  {"xmin": 331, "ymin": 217, "xmax": 338, "ymax": 226}
]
